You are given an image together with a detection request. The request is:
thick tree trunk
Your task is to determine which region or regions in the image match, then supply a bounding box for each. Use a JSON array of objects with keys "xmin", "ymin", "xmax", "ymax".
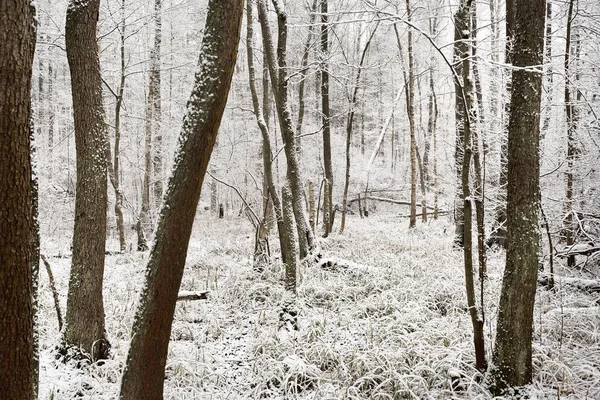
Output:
[
  {"xmin": 321, "ymin": 0, "xmax": 334, "ymax": 237},
  {"xmin": 257, "ymin": 0, "xmax": 315, "ymax": 259},
  {"xmin": 62, "ymin": 0, "xmax": 111, "ymax": 361},
  {"xmin": 119, "ymin": 2, "xmax": 243, "ymax": 398},
  {"xmin": 490, "ymin": 0, "xmax": 545, "ymax": 392},
  {"xmin": 0, "ymin": 1, "xmax": 37, "ymax": 395}
]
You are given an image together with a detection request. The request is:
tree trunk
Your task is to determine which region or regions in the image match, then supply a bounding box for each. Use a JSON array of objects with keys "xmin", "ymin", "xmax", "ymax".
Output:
[
  {"xmin": 62, "ymin": 0, "xmax": 111, "ymax": 361},
  {"xmin": 540, "ymin": 2, "xmax": 553, "ymax": 140},
  {"xmin": 452, "ymin": 1, "xmax": 470, "ymax": 246},
  {"xmin": 454, "ymin": 0, "xmax": 486, "ymax": 372},
  {"xmin": 119, "ymin": 2, "xmax": 243, "ymax": 398},
  {"xmin": 0, "ymin": 1, "xmax": 36, "ymax": 395},
  {"xmin": 257, "ymin": 0, "xmax": 315, "ymax": 259},
  {"xmin": 246, "ymin": 0, "xmax": 288, "ymax": 266},
  {"xmin": 490, "ymin": 0, "xmax": 545, "ymax": 392},
  {"xmin": 564, "ymin": 0, "xmax": 577, "ymax": 268},
  {"xmin": 321, "ymin": 0, "xmax": 334, "ymax": 237},
  {"xmin": 340, "ymin": 23, "xmax": 378, "ymax": 234},
  {"xmin": 151, "ymin": 0, "xmax": 163, "ymax": 207},
  {"xmin": 489, "ymin": 0, "xmax": 516, "ymax": 249},
  {"xmin": 110, "ymin": 0, "xmax": 127, "ymax": 252},
  {"xmin": 296, "ymin": 0, "xmax": 318, "ymax": 149}
]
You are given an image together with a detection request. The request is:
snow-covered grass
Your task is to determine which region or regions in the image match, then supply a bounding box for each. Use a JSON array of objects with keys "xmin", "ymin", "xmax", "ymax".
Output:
[{"xmin": 37, "ymin": 213, "xmax": 600, "ymax": 399}]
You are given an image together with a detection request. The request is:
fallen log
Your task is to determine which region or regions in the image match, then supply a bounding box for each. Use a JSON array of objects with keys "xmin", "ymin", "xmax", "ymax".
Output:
[
  {"xmin": 348, "ymin": 195, "xmax": 436, "ymax": 210},
  {"xmin": 556, "ymin": 242, "xmax": 600, "ymax": 258},
  {"xmin": 539, "ymin": 275, "xmax": 600, "ymax": 294},
  {"xmin": 177, "ymin": 291, "xmax": 209, "ymax": 301}
]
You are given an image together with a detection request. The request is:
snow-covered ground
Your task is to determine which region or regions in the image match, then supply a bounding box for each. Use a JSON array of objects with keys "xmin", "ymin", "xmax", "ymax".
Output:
[{"xmin": 36, "ymin": 213, "xmax": 600, "ymax": 399}]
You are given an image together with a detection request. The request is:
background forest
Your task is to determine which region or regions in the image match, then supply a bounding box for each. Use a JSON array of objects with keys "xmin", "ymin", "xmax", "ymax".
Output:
[{"xmin": 2, "ymin": 0, "xmax": 600, "ymax": 398}]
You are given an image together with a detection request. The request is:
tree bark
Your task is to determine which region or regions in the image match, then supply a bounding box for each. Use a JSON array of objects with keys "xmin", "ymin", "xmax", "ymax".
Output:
[
  {"xmin": 489, "ymin": 0, "xmax": 516, "ymax": 248},
  {"xmin": 405, "ymin": 0, "xmax": 418, "ymax": 228},
  {"xmin": 119, "ymin": 2, "xmax": 243, "ymax": 398},
  {"xmin": 246, "ymin": 0, "xmax": 288, "ymax": 266},
  {"xmin": 62, "ymin": 0, "xmax": 111, "ymax": 361},
  {"xmin": 257, "ymin": 0, "xmax": 315, "ymax": 259},
  {"xmin": 151, "ymin": 0, "xmax": 163, "ymax": 207},
  {"xmin": 321, "ymin": 0, "xmax": 334, "ymax": 237},
  {"xmin": 490, "ymin": 0, "xmax": 545, "ymax": 392},
  {"xmin": 0, "ymin": 1, "xmax": 37, "ymax": 396},
  {"xmin": 564, "ymin": 0, "xmax": 577, "ymax": 268}
]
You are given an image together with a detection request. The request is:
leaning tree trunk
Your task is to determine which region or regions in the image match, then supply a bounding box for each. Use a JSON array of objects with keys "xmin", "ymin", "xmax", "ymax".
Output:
[
  {"xmin": 257, "ymin": 0, "xmax": 315, "ymax": 259},
  {"xmin": 490, "ymin": 0, "xmax": 545, "ymax": 393},
  {"xmin": 119, "ymin": 1, "xmax": 243, "ymax": 398},
  {"xmin": 62, "ymin": 0, "xmax": 111, "ymax": 361},
  {"xmin": 0, "ymin": 0, "xmax": 37, "ymax": 396}
]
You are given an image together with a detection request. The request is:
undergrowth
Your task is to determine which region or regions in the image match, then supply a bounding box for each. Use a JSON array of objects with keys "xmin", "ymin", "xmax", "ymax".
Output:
[{"xmin": 36, "ymin": 213, "xmax": 600, "ymax": 399}]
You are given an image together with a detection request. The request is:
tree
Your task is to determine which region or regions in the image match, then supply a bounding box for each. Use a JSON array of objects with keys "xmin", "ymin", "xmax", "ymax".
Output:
[
  {"xmin": 119, "ymin": 0, "xmax": 243, "ymax": 397},
  {"xmin": 257, "ymin": 0, "xmax": 316, "ymax": 259},
  {"xmin": 563, "ymin": 0, "xmax": 578, "ymax": 267},
  {"xmin": 321, "ymin": 0, "xmax": 334, "ymax": 237},
  {"xmin": 61, "ymin": 0, "xmax": 111, "ymax": 361},
  {"xmin": 0, "ymin": 0, "xmax": 37, "ymax": 396},
  {"xmin": 490, "ymin": 0, "xmax": 546, "ymax": 392},
  {"xmin": 246, "ymin": 0, "xmax": 288, "ymax": 266},
  {"xmin": 339, "ymin": 22, "xmax": 378, "ymax": 234}
]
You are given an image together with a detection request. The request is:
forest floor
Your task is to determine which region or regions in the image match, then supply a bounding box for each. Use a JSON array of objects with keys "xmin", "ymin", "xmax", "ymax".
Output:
[{"xmin": 37, "ymin": 213, "xmax": 600, "ymax": 399}]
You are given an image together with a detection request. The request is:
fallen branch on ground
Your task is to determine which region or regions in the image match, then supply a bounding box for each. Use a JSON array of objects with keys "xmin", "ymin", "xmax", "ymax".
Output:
[
  {"xmin": 177, "ymin": 291, "xmax": 209, "ymax": 301},
  {"xmin": 41, "ymin": 254, "xmax": 63, "ymax": 331},
  {"xmin": 539, "ymin": 274, "xmax": 600, "ymax": 294}
]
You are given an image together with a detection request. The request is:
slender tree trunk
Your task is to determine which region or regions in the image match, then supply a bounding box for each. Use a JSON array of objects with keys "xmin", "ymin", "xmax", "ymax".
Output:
[
  {"xmin": 296, "ymin": 0, "xmax": 318, "ymax": 148},
  {"xmin": 0, "ymin": 1, "xmax": 37, "ymax": 395},
  {"xmin": 110, "ymin": 0, "xmax": 127, "ymax": 252},
  {"xmin": 119, "ymin": 2, "xmax": 243, "ymax": 398},
  {"xmin": 452, "ymin": 1, "xmax": 471, "ymax": 246},
  {"xmin": 490, "ymin": 0, "xmax": 516, "ymax": 248},
  {"xmin": 340, "ymin": 23, "xmax": 378, "ymax": 234},
  {"xmin": 491, "ymin": 0, "xmax": 545, "ymax": 392},
  {"xmin": 246, "ymin": 0, "xmax": 288, "ymax": 265},
  {"xmin": 564, "ymin": 0, "xmax": 577, "ymax": 267},
  {"xmin": 454, "ymin": 0, "xmax": 486, "ymax": 372},
  {"xmin": 470, "ymin": 0, "xmax": 488, "ymax": 340},
  {"xmin": 541, "ymin": 2, "xmax": 553, "ymax": 140},
  {"xmin": 151, "ymin": 0, "xmax": 163, "ymax": 207},
  {"xmin": 257, "ymin": 0, "xmax": 315, "ymax": 259},
  {"xmin": 321, "ymin": 0, "xmax": 334, "ymax": 237},
  {"xmin": 62, "ymin": 0, "xmax": 111, "ymax": 361}
]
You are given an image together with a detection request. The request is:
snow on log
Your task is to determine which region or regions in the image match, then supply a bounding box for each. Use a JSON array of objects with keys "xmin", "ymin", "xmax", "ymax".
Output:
[
  {"xmin": 177, "ymin": 291, "xmax": 209, "ymax": 301},
  {"xmin": 556, "ymin": 242, "xmax": 600, "ymax": 258},
  {"xmin": 539, "ymin": 275, "xmax": 600, "ymax": 294}
]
